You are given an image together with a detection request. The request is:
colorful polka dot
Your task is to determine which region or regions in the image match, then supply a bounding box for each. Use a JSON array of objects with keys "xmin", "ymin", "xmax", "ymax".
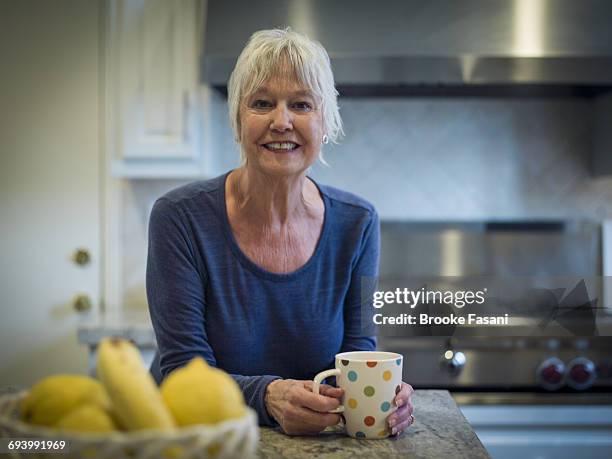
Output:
[
  {"xmin": 378, "ymin": 429, "xmax": 389, "ymax": 437},
  {"xmin": 341, "ymin": 359, "xmax": 349, "ymax": 366},
  {"xmin": 396, "ymin": 358, "xmax": 402, "ymax": 366},
  {"xmin": 395, "ymin": 384, "xmax": 402, "ymax": 395},
  {"xmin": 348, "ymin": 398, "xmax": 358, "ymax": 409},
  {"xmin": 366, "ymin": 361, "xmax": 377, "ymax": 368},
  {"xmin": 380, "ymin": 401, "xmax": 391, "ymax": 412},
  {"xmin": 364, "ymin": 386, "xmax": 375, "ymax": 397},
  {"xmin": 348, "ymin": 371, "xmax": 358, "ymax": 381},
  {"xmin": 383, "ymin": 370, "xmax": 392, "ymax": 381},
  {"xmin": 355, "ymin": 431, "xmax": 366, "ymax": 438},
  {"xmin": 364, "ymin": 416, "xmax": 375, "ymax": 426}
]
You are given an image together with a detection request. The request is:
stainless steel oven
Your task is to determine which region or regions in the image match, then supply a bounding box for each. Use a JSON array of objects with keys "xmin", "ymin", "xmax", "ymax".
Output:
[{"xmin": 377, "ymin": 221, "xmax": 612, "ymax": 459}]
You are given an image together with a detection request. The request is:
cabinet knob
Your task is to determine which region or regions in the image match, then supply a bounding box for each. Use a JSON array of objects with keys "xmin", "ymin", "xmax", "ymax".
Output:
[
  {"xmin": 73, "ymin": 248, "xmax": 91, "ymax": 266},
  {"xmin": 73, "ymin": 294, "xmax": 92, "ymax": 312}
]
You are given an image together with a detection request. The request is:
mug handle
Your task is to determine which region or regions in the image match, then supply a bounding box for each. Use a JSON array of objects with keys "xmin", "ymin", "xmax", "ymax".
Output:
[{"xmin": 313, "ymin": 368, "xmax": 344, "ymax": 413}]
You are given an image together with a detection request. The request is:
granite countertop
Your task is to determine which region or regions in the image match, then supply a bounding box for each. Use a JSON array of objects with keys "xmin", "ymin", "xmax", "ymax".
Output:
[
  {"xmin": 0, "ymin": 388, "xmax": 488, "ymax": 458},
  {"xmin": 258, "ymin": 390, "xmax": 490, "ymax": 459}
]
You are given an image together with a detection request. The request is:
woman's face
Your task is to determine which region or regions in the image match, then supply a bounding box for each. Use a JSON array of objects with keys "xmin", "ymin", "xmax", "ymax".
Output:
[{"xmin": 239, "ymin": 76, "xmax": 324, "ymax": 178}]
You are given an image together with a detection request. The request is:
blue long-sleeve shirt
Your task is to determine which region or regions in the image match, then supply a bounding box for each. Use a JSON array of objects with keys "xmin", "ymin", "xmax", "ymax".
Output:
[{"xmin": 146, "ymin": 171, "xmax": 379, "ymax": 426}]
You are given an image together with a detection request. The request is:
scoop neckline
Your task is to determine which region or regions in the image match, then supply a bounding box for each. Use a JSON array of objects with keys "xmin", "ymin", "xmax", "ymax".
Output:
[{"xmin": 218, "ymin": 170, "xmax": 330, "ymax": 282}]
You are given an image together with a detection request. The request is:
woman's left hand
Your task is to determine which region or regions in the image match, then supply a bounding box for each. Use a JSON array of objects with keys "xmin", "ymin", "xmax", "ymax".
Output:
[{"xmin": 386, "ymin": 382, "xmax": 415, "ymax": 436}]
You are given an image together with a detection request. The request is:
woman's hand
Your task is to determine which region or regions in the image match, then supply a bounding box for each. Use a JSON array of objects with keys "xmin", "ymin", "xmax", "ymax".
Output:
[
  {"xmin": 387, "ymin": 382, "xmax": 415, "ymax": 436},
  {"xmin": 265, "ymin": 379, "xmax": 344, "ymax": 435}
]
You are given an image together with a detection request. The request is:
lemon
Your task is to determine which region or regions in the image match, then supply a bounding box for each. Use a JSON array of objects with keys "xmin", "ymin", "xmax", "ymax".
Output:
[
  {"xmin": 53, "ymin": 404, "xmax": 118, "ymax": 433},
  {"xmin": 21, "ymin": 375, "xmax": 112, "ymax": 427},
  {"xmin": 161, "ymin": 357, "xmax": 246, "ymax": 425}
]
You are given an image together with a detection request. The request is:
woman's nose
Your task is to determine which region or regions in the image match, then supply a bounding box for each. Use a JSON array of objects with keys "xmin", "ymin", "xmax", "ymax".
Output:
[{"xmin": 269, "ymin": 104, "xmax": 293, "ymax": 132}]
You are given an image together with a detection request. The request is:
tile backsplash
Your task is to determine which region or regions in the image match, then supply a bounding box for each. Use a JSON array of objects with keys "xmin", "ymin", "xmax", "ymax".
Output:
[{"xmin": 121, "ymin": 94, "xmax": 612, "ymax": 308}]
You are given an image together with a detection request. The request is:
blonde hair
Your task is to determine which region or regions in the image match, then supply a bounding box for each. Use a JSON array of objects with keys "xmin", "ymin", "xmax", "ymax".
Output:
[{"xmin": 227, "ymin": 28, "xmax": 344, "ymax": 164}]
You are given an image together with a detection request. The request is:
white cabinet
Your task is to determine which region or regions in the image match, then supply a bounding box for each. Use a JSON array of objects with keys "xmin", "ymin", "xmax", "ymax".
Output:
[{"xmin": 106, "ymin": 0, "xmax": 206, "ymax": 178}]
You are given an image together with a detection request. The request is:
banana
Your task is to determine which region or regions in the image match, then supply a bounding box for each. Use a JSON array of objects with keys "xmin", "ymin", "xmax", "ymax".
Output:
[{"xmin": 96, "ymin": 337, "xmax": 175, "ymax": 431}]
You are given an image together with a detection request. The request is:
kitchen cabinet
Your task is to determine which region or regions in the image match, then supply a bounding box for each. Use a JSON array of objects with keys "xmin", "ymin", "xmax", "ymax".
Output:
[
  {"xmin": 107, "ymin": 0, "xmax": 206, "ymax": 178},
  {"xmin": 0, "ymin": 0, "xmax": 101, "ymax": 386}
]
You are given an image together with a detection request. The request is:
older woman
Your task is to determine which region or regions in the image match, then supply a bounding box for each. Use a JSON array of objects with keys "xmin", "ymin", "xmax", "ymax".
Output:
[{"xmin": 147, "ymin": 28, "xmax": 414, "ymax": 436}]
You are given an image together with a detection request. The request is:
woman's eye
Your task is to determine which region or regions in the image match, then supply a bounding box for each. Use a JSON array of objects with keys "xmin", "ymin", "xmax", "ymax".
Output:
[
  {"xmin": 293, "ymin": 101, "xmax": 313, "ymax": 111},
  {"xmin": 251, "ymin": 99, "xmax": 272, "ymax": 109}
]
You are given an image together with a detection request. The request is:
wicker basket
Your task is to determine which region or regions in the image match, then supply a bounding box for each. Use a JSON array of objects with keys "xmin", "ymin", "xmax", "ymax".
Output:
[{"xmin": 0, "ymin": 391, "xmax": 259, "ymax": 459}]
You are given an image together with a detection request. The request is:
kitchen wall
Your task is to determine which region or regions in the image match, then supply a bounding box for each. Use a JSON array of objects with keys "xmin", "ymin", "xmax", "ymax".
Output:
[{"xmin": 120, "ymin": 90, "xmax": 612, "ymax": 309}]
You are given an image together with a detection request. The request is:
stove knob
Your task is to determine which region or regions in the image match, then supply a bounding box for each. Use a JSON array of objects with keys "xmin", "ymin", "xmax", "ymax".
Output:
[
  {"xmin": 441, "ymin": 350, "xmax": 466, "ymax": 374},
  {"xmin": 537, "ymin": 357, "xmax": 565, "ymax": 391},
  {"xmin": 566, "ymin": 357, "xmax": 597, "ymax": 390}
]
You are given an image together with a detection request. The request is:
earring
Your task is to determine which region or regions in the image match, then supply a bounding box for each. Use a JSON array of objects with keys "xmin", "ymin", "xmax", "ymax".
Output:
[{"xmin": 322, "ymin": 135, "xmax": 329, "ymax": 145}]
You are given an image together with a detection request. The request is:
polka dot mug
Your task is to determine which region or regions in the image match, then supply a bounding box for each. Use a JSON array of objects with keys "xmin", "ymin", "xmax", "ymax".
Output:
[{"xmin": 313, "ymin": 351, "xmax": 403, "ymax": 439}]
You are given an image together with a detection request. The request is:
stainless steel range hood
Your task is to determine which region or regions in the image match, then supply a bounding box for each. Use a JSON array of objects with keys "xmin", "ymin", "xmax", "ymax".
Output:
[{"xmin": 201, "ymin": 0, "xmax": 612, "ymax": 94}]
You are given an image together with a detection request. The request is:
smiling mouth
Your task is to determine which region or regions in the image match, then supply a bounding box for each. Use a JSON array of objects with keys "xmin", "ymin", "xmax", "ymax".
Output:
[{"xmin": 262, "ymin": 142, "xmax": 301, "ymax": 152}]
